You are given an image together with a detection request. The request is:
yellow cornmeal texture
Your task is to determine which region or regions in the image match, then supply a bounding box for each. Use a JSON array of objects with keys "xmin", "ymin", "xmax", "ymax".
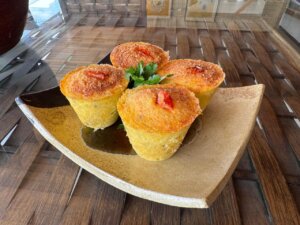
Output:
[
  {"xmin": 67, "ymin": 93, "xmax": 122, "ymax": 129},
  {"xmin": 157, "ymin": 59, "xmax": 225, "ymax": 110},
  {"xmin": 60, "ymin": 64, "xmax": 128, "ymax": 130},
  {"xmin": 117, "ymin": 84, "xmax": 201, "ymax": 161}
]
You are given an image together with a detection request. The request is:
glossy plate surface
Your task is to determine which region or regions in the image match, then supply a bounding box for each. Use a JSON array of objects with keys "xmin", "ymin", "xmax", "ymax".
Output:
[{"xmin": 16, "ymin": 55, "xmax": 264, "ymax": 208}]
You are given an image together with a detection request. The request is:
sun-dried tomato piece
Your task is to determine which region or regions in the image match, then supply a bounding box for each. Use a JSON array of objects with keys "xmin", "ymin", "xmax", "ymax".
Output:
[
  {"xmin": 84, "ymin": 70, "xmax": 108, "ymax": 80},
  {"xmin": 188, "ymin": 65, "xmax": 205, "ymax": 74},
  {"xmin": 135, "ymin": 47, "xmax": 154, "ymax": 59},
  {"xmin": 157, "ymin": 90, "xmax": 174, "ymax": 110}
]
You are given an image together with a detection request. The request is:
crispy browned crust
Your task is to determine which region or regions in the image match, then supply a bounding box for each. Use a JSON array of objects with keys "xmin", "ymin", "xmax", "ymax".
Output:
[
  {"xmin": 60, "ymin": 64, "xmax": 128, "ymax": 100},
  {"xmin": 110, "ymin": 42, "xmax": 169, "ymax": 69},
  {"xmin": 157, "ymin": 59, "xmax": 225, "ymax": 93},
  {"xmin": 117, "ymin": 84, "xmax": 201, "ymax": 133}
]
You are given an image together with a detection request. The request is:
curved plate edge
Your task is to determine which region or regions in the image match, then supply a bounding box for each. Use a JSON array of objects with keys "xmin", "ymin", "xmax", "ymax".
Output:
[
  {"xmin": 15, "ymin": 98, "xmax": 209, "ymax": 208},
  {"xmin": 205, "ymin": 84, "xmax": 265, "ymax": 204}
]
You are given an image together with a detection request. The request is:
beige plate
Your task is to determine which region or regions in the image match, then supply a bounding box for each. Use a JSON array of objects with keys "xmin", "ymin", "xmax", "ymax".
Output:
[{"xmin": 16, "ymin": 84, "xmax": 264, "ymax": 208}]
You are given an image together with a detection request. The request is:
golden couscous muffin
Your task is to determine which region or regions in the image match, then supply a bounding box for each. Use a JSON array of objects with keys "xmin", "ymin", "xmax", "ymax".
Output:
[
  {"xmin": 157, "ymin": 59, "xmax": 225, "ymax": 110},
  {"xmin": 60, "ymin": 64, "xmax": 128, "ymax": 130},
  {"xmin": 110, "ymin": 42, "xmax": 169, "ymax": 69},
  {"xmin": 117, "ymin": 84, "xmax": 201, "ymax": 161}
]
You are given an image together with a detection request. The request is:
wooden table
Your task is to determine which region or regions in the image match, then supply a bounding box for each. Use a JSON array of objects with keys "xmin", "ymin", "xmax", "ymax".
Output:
[{"xmin": 0, "ymin": 8, "xmax": 300, "ymax": 225}]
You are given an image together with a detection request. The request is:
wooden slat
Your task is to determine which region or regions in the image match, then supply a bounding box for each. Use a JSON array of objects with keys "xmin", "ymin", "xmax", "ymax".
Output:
[
  {"xmin": 233, "ymin": 170, "xmax": 258, "ymax": 181},
  {"xmin": 187, "ymin": 28, "xmax": 200, "ymax": 48},
  {"xmin": 0, "ymin": 147, "xmax": 59, "ymax": 225},
  {"xmin": 181, "ymin": 208, "xmax": 211, "ymax": 225},
  {"xmin": 221, "ymin": 35, "xmax": 250, "ymax": 75},
  {"xmin": 245, "ymin": 35, "xmax": 279, "ymax": 77},
  {"xmin": 285, "ymin": 96, "xmax": 300, "ymax": 118},
  {"xmin": 0, "ymin": 133, "xmax": 45, "ymax": 213},
  {"xmin": 248, "ymin": 126, "xmax": 300, "ymax": 225},
  {"xmin": 199, "ymin": 36, "xmax": 217, "ymax": 63},
  {"xmin": 280, "ymin": 118, "xmax": 300, "ymax": 161},
  {"xmin": 258, "ymin": 98, "xmax": 300, "ymax": 176},
  {"xmin": 151, "ymin": 203, "xmax": 180, "ymax": 225},
  {"xmin": 120, "ymin": 17, "xmax": 139, "ymax": 27},
  {"xmin": 164, "ymin": 27, "xmax": 177, "ymax": 46},
  {"xmin": 0, "ymin": 192, "xmax": 35, "ymax": 225},
  {"xmin": 244, "ymin": 20, "xmax": 277, "ymax": 52},
  {"xmin": 247, "ymin": 61, "xmax": 280, "ymax": 97},
  {"xmin": 31, "ymin": 155, "xmax": 80, "ymax": 225},
  {"xmin": 0, "ymin": 68, "xmax": 45, "ymax": 118},
  {"xmin": 183, "ymin": 27, "xmax": 199, "ymax": 58},
  {"xmin": 5, "ymin": 49, "xmax": 45, "ymax": 87},
  {"xmin": 218, "ymin": 52, "xmax": 242, "ymax": 86},
  {"xmin": 0, "ymin": 107, "xmax": 21, "ymax": 141},
  {"xmin": 190, "ymin": 47, "xmax": 203, "ymax": 60},
  {"xmin": 59, "ymin": 171, "xmax": 99, "ymax": 225},
  {"xmin": 234, "ymin": 179, "xmax": 271, "ymax": 225},
  {"xmin": 233, "ymin": 171, "xmax": 300, "ymax": 186},
  {"xmin": 0, "ymin": 43, "xmax": 29, "ymax": 72},
  {"xmin": 224, "ymin": 20, "xmax": 248, "ymax": 49},
  {"xmin": 235, "ymin": 21, "xmax": 250, "ymax": 32},
  {"xmin": 141, "ymin": 28, "xmax": 166, "ymax": 48},
  {"xmin": 268, "ymin": 24, "xmax": 300, "ymax": 74},
  {"xmin": 207, "ymin": 28, "xmax": 224, "ymax": 48},
  {"xmin": 0, "ymin": 63, "xmax": 23, "ymax": 83},
  {"xmin": 123, "ymin": 27, "xmax": 145, "ymax": 42},
  {"xmin": 177, "ymin": 31, "xmax": 190, "ymax": 58},
  {"xmin": 289, "ymin": 185, "xmax": 300, "ymax": 211},
  {"xmin": 28, "ymin": 67, "xmax": 58, "ymax": 92},
  {"xmin": 275, "ymin": 78, "xmax": 299, "ymax": 97},
  {"xmin": 105, "ymin": 15, "xmax": 121, "ymax": 27},
  {"xmin": 210, "ymin": 179, "xmax": 241, "ymax": 225},
  {"xmin": 90, "ymin": 182, "xmax": 126, "ymax": 225},
  {"xmin": 236, "ymin": 151, "xmax": 253, "ymax": 172},
  {"xmin": 165, "ymin": 44, "xmax": 177, "ymax": 60},
  {"xmin": 246, "ymin": 60, "xmax": 293, "ymax": 117},
  {"xmin": 120, "ymin": 195, "xmax": 151, "ymax": 225}
]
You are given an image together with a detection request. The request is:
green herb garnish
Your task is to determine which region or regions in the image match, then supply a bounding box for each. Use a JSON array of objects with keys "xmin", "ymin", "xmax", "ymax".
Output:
[
  {"xmin": 125, "ymin": 62, "xmax": 172, "ymax": 88},
  {"xmin": 117, "ymin": 123, "xmax": 125, "ymax": 130}
]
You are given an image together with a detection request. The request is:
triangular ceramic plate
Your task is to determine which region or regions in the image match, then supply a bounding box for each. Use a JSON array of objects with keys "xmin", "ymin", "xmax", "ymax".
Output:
[{"xmin": 16, "ymin": 55, "xmax": 264, "ymax": 208}]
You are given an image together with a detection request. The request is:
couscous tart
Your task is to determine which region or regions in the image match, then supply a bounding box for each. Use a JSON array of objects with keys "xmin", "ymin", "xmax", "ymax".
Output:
[
  {"xmin": 157, "ymin": 59, "xmax": 225, "ymax": 110},
  {"xmin": 60, "ymin": 64, "xmax": 128, "ymax": 129},
  {"xmin": 117, "ymin": 84, "xmax": 201, "ymax": 161}
]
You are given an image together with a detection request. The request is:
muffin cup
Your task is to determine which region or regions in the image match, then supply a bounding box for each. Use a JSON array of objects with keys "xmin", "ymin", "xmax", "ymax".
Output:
[
  {"xmin": 67, "ymin": 92, "xmax": 122, "ymax": 130},
  {"xmin": 157, "ymin": 59, "xmax": 225, "ymax": 111},
  {"xmin": 123, "ymin": 122, "xmax": 190, "ymax": 161},
  {"xmin": 195, "ymin": 88, "xmax": 219, "ymax": 111},
  {"xmin": 117, "ymin": 84, "xmax": 200, "ymax": 161},
  {"xmin": 60, "ymin": 64, "xmax": 128, "ymax": 130}
]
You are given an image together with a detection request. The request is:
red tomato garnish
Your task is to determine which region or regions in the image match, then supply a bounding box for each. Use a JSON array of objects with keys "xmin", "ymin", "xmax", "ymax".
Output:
[
  {"xmin": 188, "ymin": 65, "xmax": 205, "ymax": 74},
  {"xmin": 135, "ymin": 47, "xmax": 154, "ymax": 59},
  {"xmin": 157, "ymin": 90, "xmax": 174, "ymax": 110},
  {"xmin": 84, "ymin": 70, "xmax": 108, "ymax": 80}
]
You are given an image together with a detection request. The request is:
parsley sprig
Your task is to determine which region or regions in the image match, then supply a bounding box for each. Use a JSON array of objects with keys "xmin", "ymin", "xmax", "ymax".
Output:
[{"xmin": 125, "ymin": 62, "xmax": 172, "ymax": 88}]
